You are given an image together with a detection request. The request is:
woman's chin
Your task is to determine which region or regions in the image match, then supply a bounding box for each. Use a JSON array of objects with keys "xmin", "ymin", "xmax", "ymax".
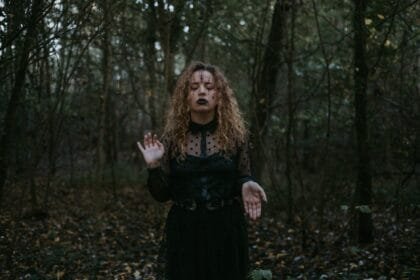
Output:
[{"xmin": 191, "ymin": 107, "xmax": 215, "ymax": 114}]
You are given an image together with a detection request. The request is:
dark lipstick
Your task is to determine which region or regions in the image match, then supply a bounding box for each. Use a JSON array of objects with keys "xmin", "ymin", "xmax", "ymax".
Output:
[{"xmin": 197, "ymin": 99, "xmax": 208, "ymax": 105}]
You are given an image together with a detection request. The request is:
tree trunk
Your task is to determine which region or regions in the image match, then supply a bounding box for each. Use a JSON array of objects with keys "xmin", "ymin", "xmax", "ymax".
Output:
[
  {"xmin": 146, "ymin": 0, "xmax": 158, "ymax": 127},
  {"xmin": 0, "ymin": 0, "xmax": 43, "ymax": 207},
  {"xmin": 352, "ymin": 0, "xmax": 374, "ymax": 244},
  {"xmin": 251, "ymin": 0, "xmax": 287, "ymax": 179},
  {"xmin": 312, "ymin": 0, "xmax": 334, "ymax": 228},
  {"xmin": 156, "ymin": 0, "xmax": 184, "ymax": 96},
  {"xmin": 97, "ymin": 0, "xmax": 112, "ymax": 182},
  {"xmin": 285, "ymin": 0, "xmax": 296, "ymax": 224},
  {"xmin": 415, "ymin": 47, "xmax": 420, "ymax": 192}
]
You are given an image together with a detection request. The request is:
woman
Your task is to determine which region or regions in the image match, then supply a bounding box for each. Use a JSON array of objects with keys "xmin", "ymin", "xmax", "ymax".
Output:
[{"xmin": 137, "ymin": 62, "xmax": 267, "ymax": 280}]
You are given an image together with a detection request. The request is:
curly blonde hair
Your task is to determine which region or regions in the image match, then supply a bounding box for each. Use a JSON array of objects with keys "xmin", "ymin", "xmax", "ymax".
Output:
[{"xmin": 162, "ymin": 61, "xmax": 248, "ymax": 158}]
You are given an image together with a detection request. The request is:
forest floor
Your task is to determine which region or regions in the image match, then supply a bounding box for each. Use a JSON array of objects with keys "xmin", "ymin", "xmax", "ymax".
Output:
[{"xmin": 0, "ymin": 183, "xmax": 418, "ymax": 279}]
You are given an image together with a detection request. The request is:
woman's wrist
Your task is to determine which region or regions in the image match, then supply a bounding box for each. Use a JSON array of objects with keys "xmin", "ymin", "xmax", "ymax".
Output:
[
  {"xmin": 238, "ymin": 175, "xmax": 256, "ymax": 186},
  {"xmin": 147, "ymin": 160, "xmax": 161, "ymax": 169}
]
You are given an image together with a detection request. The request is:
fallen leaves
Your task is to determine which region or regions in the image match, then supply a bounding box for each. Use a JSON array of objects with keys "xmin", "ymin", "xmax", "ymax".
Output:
[{"xmin": 0, "ymin": 184, "xmax": 418, "ymax": 279}]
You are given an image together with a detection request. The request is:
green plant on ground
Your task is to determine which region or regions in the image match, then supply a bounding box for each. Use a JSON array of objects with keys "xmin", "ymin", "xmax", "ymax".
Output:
[{"xmin": 249, "ymin": 269, "xmax": 272, "ymax": 280}]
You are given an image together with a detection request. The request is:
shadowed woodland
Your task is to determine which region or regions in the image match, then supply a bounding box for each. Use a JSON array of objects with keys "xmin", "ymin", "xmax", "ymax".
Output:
[{"xmin": 0, "ymin": 0, "xmax": 419, "ymax": 279}]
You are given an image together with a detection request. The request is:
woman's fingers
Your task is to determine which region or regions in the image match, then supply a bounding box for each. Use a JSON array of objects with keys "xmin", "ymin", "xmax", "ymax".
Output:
[
  {"xmin": 250, "ymin": 202, "xmax": 255, "ymax": 220},
  {"xmin": 245, "ymin": 201, "xmax": 251, "ymax": 217},
  {"xmin": 151, "ymin": 133, "xmax": 155, "ymax": 145},
  {"xmin": 260, "ymin": 188, "xmax": 268, "ymax": 202},
  {"xmin": 256, "ymin": 201, "xmax": 261, "ymax": 218},
  {"xmin": 252, "ymin": 201, "xmax": 258, "ymax": 220},
  {"xmin": 156, "ymin": 139, "xmax": 163, "ymax": 149},
  {"xmin": 245, "ymin": 198, "xmax": 256, "ymax": 220},
  {"xmin": 143, "ymin": 132, "xmax": 161, "ymax": 149},
  {"xmin": 144, "ymin": 133, "xmax": 150, "ymax": 148},
  {"xmin": 244, "ymin": 195, "xmax": 263, "ymax": 220},
  {"xmin": 243, "ymin": 182, "xmax": 267, "ymax": 219}
]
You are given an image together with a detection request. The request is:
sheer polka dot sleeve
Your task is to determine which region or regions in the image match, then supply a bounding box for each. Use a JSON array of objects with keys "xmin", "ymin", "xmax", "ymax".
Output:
[
  {"xmin": 146, "ymin": 137, "xmax": 172, "ymax": 202},
  {"xmin": 237, "ymin": 137, "xmax": 256, "ymax": 188}
]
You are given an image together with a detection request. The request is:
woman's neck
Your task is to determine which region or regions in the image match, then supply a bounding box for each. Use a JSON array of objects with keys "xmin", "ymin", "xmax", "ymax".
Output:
[{"xmin": 190, "ymin": 112, "xmax": 215, "ymax": 124}]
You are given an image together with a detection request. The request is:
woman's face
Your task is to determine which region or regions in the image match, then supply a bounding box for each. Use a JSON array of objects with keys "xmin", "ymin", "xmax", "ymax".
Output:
[{"xmin": 187, "ymin": 70, "xmax": 219, "ymax": 116}]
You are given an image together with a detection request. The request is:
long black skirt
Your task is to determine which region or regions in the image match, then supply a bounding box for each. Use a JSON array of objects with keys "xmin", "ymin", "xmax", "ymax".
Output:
[{"xmin": 158, "ymin": 200, "xmax": 249, "ymax": 280}]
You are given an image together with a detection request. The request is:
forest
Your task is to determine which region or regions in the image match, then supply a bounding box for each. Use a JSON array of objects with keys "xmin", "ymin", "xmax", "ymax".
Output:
[{"xmin": 0, "ymin": 0, "xmax": 419, "ymax": 279}]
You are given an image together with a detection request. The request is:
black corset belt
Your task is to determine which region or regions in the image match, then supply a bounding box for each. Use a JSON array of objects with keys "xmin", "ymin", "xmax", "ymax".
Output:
[{"xmin": 174, "ymin": 197, "xmax": 240, "ymax": 211}]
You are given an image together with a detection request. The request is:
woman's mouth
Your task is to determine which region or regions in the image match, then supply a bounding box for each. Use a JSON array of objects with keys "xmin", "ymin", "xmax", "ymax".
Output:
[{"xmin": 197, "ymin": 99, "xmax": 208, "ymax": 105}]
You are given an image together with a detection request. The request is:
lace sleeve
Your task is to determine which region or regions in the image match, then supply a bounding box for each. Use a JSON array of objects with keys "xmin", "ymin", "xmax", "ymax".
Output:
[
  {"xmin": 236, "ymin": 137, "xmax": 256, "ymax": 193},
  {"xmin": 146, "ymin": 137, "xmax": 172, "ymax": 202}
]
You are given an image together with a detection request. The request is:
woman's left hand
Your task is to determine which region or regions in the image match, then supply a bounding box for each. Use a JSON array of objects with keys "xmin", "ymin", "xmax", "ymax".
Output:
[{"xmin": 242, "ymin": 181, "xmax": 267, "ymax": 220}]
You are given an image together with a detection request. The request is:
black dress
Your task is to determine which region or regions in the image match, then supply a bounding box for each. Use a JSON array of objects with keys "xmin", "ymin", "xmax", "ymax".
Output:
[{"xmin": 147, "ymin": 119, "xmax": 254, "ymax": 280}]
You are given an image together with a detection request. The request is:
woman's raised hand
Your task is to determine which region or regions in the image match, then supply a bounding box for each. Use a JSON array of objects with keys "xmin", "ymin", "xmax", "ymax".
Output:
[
  {"xmin": 242, "ymin": 181, "xmax": 267, "ymax": 220},
  {"xmin": 137, "ymin": 132, "xmax": 165, "ymax": 168}
]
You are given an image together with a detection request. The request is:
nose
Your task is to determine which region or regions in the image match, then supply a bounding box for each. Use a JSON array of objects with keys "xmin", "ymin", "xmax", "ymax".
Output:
[{"xmin": 198, "ymin": 84, "xmax": 207, "ymax": 95}]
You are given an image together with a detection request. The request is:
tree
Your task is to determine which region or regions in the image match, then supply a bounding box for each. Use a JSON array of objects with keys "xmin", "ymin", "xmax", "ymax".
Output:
[
  {"xmin": 97, "ymin": 0, "xmax": 113, "ymax": 183},
  {"xmin": 251, "ymin": 0, "xmax": 287, "ymax": 179},
  {"xmin": 0, "ymin": 0, "xmax": 44, "ymax": 207},
  {"xmin": 352, "ymin": 0, "xmax": 374, "ymax": 244}
]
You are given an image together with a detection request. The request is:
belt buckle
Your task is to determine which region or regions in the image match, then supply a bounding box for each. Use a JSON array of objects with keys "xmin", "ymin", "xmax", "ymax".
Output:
[{"xmin": 206, "ymin": 198, "xmax": 224, "ymax": 210}]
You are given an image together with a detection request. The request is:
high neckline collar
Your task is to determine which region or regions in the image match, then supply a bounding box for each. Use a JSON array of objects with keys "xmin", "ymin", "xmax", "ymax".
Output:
[{"xmin": 189, "ymin": 118, "xmax": 218, "ymax": 134}]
